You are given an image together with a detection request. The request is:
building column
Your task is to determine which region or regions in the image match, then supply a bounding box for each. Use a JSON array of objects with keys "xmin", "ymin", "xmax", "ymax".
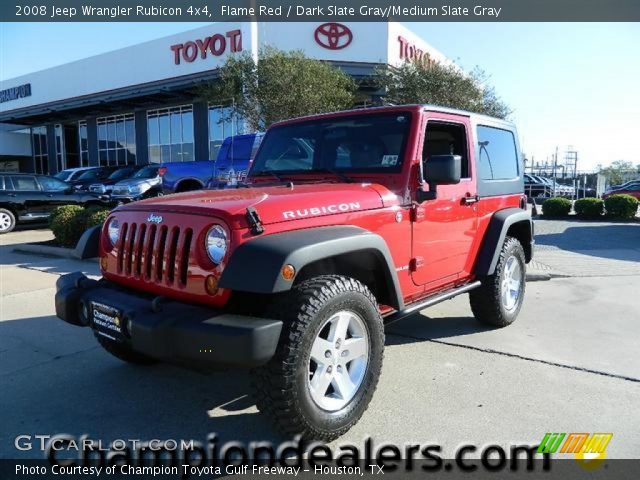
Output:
[
  {"xmin": 86, "ymin": 117, "xmax": 99, "ymax": 166},
  {"xmin": 134, "ymin": 110, "xmax": 148, "ymax": 165},
  {"xmin": 193, "ymin": 101, "xmax": 209, "ymax": 161},
  {"xmin": 46, "ymin": 124, "xmax": 57, "ymax": 175}
]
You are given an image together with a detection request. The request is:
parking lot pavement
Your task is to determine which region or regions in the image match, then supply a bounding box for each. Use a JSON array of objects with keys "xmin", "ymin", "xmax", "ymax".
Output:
[
  {"xmin": 532, "ymin": 219, "xmax": 640, "ymax": 277},
  {"xmin": 1, "ymin": 224, "xmax": 639, "ymax": 459}
]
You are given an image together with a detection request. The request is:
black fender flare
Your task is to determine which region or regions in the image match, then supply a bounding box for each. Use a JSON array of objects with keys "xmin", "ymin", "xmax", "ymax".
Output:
[
  {"xmin": 474, "ymin": 208, "xmax": 534, "ymax": 276},
  {"xmin": 219, "ymin": 226, "xmax": 404, "ymax": 310}
]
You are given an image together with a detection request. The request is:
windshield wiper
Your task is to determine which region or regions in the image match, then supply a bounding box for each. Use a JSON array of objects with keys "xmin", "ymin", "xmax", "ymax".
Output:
[{"xmin": 312, "ymin": 168, "xmax": 354, "ymax": 183}]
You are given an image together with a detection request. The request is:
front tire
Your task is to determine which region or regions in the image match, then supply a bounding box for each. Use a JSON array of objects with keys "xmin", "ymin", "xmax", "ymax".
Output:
[
  {"xmin": 252, "ymin": 275, "xmax": 384, "ymax": 441},
  {"xmin": 0, "ymin": 208, "xmax": 16, "ymax": 234},
  {"xmin": 469, "ymin": 236, "xmax": 526, "ymax": 327}
]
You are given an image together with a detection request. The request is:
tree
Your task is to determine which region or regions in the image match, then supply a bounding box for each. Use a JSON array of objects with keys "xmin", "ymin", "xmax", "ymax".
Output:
[
  {"xmin": 599, "ymin": 160, "xmax": 635, "ymax": 186},
  {"xmin": 376, "ymin": 61, "xmax": 511, "ymax": 119},
  {"xmin": 200, "ymin": 48, "xmax": 356, "ymax": 131}
]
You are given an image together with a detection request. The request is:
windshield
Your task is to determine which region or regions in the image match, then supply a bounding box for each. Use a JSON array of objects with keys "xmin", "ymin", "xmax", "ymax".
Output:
[
  {"xmin": 109, "ymin": 168, "xmax": 135, "ymax": 181},
  {"xmin": 250, "ymin": 113, "xmax": 411, "ymax": 176},
  {"xmin": 133, "ymin": 166, "xmax": 159, "ymax": 179},
  {"xmin": 54, "ymin": 170, "xmax": 74, "ymax": 181},
  {"xmin": 77, "ymin": 169, "xmax": 101, "ymax": 180}
]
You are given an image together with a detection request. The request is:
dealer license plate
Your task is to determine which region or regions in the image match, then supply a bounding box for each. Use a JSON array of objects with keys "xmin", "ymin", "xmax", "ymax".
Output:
[{"xmin": 91, "ymin": 301, "xmax": 124, "ymax": 342}]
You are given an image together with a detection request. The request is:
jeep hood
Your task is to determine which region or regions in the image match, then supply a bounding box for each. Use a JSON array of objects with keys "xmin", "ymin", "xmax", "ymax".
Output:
[{"xmin": 119, "ymin": 183, "xmax": 399, "ymax": 229}]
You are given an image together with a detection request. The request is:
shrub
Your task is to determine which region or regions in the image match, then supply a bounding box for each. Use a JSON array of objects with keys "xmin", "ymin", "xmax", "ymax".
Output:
[
  {"xmin": 49, "ymin": 205, "xmax": 85, "ymax": 247},
  {"xmin": 574, "ymin": 198, "xmax": 604, "ymax": 218},
  {"xmin": 542, "ymin": 197, "xmax": 572, "ymax": 218},
  {"xmin": 49, "ymin": 206, "xmax": 111, "ymax": 247},
  {"xmin": 604, "ymin": 194, "xmax": 639, "ymax": 219},
  {"xmin": 84, "ymin": 207, "xmax": 111, "ymax": 229}
]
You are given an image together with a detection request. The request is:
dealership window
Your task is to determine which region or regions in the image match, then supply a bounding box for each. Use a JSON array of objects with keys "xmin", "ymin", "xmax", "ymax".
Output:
[
  {"xmin": 97, "ymin": 114, "xmax": 136, "ymax": 166},
  {"xmin": 208, "ymin": 105, "xmax": 245, "ymax": 160},
  {"xmin": 54, "ymin": 124, "xmax": 65, "ymax": 172},
  {"xmin": 31, "ymin": 126, "xmax": 48, "ymax": 175},
  {"xmin": 477, "ymin": 125, "xmax": 519, "ymax": 180},
  {"xmin": 147, "ymin": 105, "xmax": 194, "ymax": 163},
  {"xmin": 78, "ymin": 121, "xmax": 89, "ymax": 167}
]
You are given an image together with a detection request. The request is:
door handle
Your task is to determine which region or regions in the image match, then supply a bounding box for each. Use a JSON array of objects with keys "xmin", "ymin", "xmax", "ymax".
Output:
[
  {"xmin": 463, "ymin": 194, "xmax": 479, "ymax": 205},
  {"xmin": 7, "ymin": 193, "xmax": 16, "ymax": 197}
]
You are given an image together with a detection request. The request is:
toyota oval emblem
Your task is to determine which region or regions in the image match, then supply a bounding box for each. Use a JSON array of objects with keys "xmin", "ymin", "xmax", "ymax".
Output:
[{"xmin": 314, "ymin": 23, "xmax": 353, "ymax": 50}]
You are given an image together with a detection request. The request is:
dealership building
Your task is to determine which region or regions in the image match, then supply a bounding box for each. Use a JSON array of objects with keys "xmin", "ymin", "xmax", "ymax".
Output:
[{"xmin": 0, "ymin": 22, "xmax": 447, "ymax": 175}]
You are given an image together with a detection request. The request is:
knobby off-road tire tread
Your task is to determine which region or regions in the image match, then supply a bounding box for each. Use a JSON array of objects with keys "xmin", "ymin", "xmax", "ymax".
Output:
[
  {"xmin": 94, "ymin": 332, "xmax": 157, "ymax": 365},
  {"xmin": 251, "ymin": 275, "xmax": 384, "ymax": 442},
  {"xmin": 469, "ymin": 236, "xmax": 526, "ymax": 327}
]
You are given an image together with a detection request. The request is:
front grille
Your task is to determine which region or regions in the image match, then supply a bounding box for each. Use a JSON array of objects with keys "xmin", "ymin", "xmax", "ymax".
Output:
[{"xmin": 116, "ymin": 221, "xmax": 193, "ymax": 286}]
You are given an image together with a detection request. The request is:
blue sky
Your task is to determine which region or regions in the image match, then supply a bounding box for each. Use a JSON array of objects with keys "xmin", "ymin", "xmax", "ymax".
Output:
[{"xmin": 2, "ymin": 22, "xmax": 639, "ymax": 170}]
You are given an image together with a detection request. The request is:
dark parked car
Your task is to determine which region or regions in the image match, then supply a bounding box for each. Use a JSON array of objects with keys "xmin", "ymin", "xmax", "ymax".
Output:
[
  {"xmin": 603, "ymin": 182, "xmax": 640, "ymax": 200},
  {"xmin": 109, "ymin": 165, "xmax": 163, "ymax": 203},
  {"xmin": 68, "ymin": 166, "xmax": 119, "ymax": 192},
  {"xmin": 604, "ymin": 179, "xmax": 640, "ymax": 196},
  {"xmin": 54, "ymin": 167, "xmax": 96, "ymax": 183},
  {"xmin": 89, "ymin": 166, "xmax": 144, "ymax": 195},
  {"xmin": 0, "ymin": 173, "xmax": 107, "ymax": 233},
  {"xmin": 524, "ymin": 174, "xmax": 548, "ymax": 198}
]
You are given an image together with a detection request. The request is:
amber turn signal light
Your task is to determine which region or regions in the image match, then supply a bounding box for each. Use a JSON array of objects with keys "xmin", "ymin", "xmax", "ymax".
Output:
[
  {"xmin": 281, "ymin": 264, "xmax": 296, "ymax": 281},
  {"xmin": 100, "ymin": 256, "xmax": 108, "ymax": 271},
  {"xmin": 205, "ymin": 275, "xmax": 219, "ymax": 295}
]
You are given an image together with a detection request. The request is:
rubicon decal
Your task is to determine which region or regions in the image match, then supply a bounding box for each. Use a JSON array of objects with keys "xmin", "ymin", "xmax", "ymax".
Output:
[
  {"xmin": 170, "ymin": 30, "xmax": 242, "ymax": 65},
  {"xmin": 283, "ymin": 202, "xmax": 360, "ymax": 219}
]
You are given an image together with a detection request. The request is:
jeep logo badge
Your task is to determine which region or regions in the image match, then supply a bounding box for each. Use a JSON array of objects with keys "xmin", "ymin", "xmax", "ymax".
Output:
[{"xmin": 147, "ymin": 214, "xmax": 163, "ymax": 224}]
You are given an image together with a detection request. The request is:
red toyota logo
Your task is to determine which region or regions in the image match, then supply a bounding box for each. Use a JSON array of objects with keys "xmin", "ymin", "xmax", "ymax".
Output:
[{"xmin": 314, "ymin": 23, "xmax": 353, "ymax": 50}]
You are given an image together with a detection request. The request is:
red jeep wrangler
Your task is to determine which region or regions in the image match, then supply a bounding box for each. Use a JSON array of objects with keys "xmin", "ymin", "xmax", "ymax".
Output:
[{"xmin": 56, "ymin": 105, "xmax": 533, "ymax": 441}]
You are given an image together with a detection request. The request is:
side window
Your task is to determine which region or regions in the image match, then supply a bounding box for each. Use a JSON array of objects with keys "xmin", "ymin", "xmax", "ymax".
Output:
[
  {"xmin": 10, "ymin": 176, "xmax": 39, "ymax": 191},
  {"xmin": 0, "ymin": 176, "xmax": 4, "ymax": 190},
  {"xmin": 477, "ymin": 125, "xmax": 519, "ymax": 180},
  {"xmin": 423, "ymin": 122, "xmax": 469, "ymax": 178},
  {"xmin": 38, "ymin": 176, "xmax": 69, "ymax": 191}
]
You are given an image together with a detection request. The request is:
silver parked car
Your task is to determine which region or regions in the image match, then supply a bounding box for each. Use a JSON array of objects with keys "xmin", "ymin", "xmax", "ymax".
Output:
[{"xmin": 110, "ymin": 166, "xmax": 163, "ymax": 203}]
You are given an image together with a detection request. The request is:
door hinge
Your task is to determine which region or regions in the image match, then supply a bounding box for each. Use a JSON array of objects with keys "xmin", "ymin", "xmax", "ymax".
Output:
[
  {"xmin": 410, "ymin": 204, "xmax": 425, "ymax": 222},
  {"xmin": 246, "ymin": 206, "xmax": 264, "ymax": 235},
  {"xmin": 409, "ymin": 257, "xmax": 424, "ymax": 272}
]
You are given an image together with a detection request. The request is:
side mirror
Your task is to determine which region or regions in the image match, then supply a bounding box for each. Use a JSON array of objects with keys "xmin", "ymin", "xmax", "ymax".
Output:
[{"xmin": 417, "ymin": 155, "xmax": 462, "ymax": 202}]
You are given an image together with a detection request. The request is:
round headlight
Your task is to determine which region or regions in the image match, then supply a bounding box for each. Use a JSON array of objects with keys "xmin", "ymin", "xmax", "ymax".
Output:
[
  {"xmin": 205, "ymin": 225, "xmax": 228, "ymax": 264},
  {"xmin": 107, "ymin": 218, "xmax": 120, "ymax": 246}
]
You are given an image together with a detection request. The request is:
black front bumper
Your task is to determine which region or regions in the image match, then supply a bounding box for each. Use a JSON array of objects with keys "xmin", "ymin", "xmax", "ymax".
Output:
[{"xmin": 55, "ymin": 273, "xmax": 282, "ymax": 368}]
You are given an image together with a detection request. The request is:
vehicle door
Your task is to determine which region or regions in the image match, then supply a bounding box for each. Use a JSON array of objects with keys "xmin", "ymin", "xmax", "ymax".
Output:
[
  {"xmin": 411, "ymin": 115, "xmax": 478, "ymax": 288},
  {"xmin": 37, "ymin": 176, "xmax": 79, "ymax": 212},
  {"xmin": 7, "ymin": 175, "xmax": 47, "ymax": 218}
]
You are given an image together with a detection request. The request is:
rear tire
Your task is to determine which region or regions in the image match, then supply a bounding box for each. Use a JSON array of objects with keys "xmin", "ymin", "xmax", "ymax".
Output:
[
  {"xmin": 94, "ymin": 332, "xmax": 157, "ymax": 365},
  {"xmin": 251, "ymin": 275, "xmax": 384, "ymax": 441},
  {"xmin": 469, "ymin": 236, "xmax": 526, "ymax": 327},
  {"xmin": 0, "ymin": 208, "xmax": 16, "ymax": 234}
]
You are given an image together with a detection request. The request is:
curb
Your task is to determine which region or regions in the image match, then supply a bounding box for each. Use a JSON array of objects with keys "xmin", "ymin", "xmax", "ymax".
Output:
[
  {"xmin": 13, "ymin": 243, "xmax": 92, "ymax": 260},
  {"xmin": 12, "ymin": 226, "xmax": 100, "ymax": 261}
]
